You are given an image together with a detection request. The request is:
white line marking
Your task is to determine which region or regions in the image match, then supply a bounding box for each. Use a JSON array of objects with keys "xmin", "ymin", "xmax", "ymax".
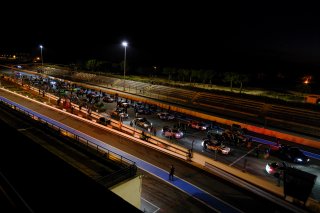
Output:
[
  {"xmin": 141, "ymin": 197, "xmax": 160, "ymax": 213},
  {"xmin": 229, "ymin": 145, "xmax": 261, "ymax": 166}
]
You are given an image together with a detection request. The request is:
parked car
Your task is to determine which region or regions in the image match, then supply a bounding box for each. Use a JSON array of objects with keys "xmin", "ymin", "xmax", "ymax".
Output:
[
  {"xmin": 188, "ymin": 121, "xmax": 209, "ymax": 130},
  {"xmin": 207, "ymin": 126, "xmax": 225, "ymax": 136},
  {"xmin": 207, "ymin": 132, "xmax": 225, "ymax": 144},
  {"xmin": 116, "ymin": 107, "xmax": 126, "ymax": 112},
  {"xmin": 149, "ymin": 105, "xmax": 158, "ymax": 112},
  {"xmin": 137, "ymin": 107, "xmax": 152, "ymax": 115},
  {"xmin": 102, "ymin": 96, "xmax": 114, "ymax": 103},
  {"xmin": 201, "ymin": 138, "xmax": 231, "ymax": 155},
  {"xmin": 157, "ymin": 112, "xmax": 175, "ymax": 120},
  {"xmin": 97, "ymin": 117, "xmax": 111, "ymax": 125},
  {"xmin": 231, "ymin": 123, "xmax": 247, "ymax": 134},
  {"xmin": 162, "ymin": 126, "xmax": 184, "ymax": 139},
  {"xmin": 278, "ymin": 146, "xmax": 310, "ymax": 164},
  {"xmin": 117, "ymin": 101, "xmax": 130, "ymax": 108},
  {"xmin": 111, "ymin": 108, "xmax": 129, "ymax": 119},
  {"xmin": 265, "ymin": 161, "xmax": 288, "ymax": 178},
  {"xmin": 134, "ymin": 117, "xmax": 152, "ymax": 129},
  {"xmin": 134, "ymin": 102, "xmax": 143, "ymax": 108},
  {"xmin": 269, "ymin": 143, "xmax": 282, "ymax": 153}
]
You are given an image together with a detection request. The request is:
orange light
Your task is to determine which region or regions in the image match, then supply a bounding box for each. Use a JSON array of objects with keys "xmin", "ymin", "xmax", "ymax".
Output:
[{"xmin": 303, "ymin": 76, "xmax": 312, "ymax": 84}]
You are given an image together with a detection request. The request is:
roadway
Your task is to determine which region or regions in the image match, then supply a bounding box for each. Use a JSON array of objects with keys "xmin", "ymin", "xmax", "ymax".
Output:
[
  {"xmin": 3, "ymin": 70, "xmax": 320, "ymax": 193},
  {"xmin": 1, "ymin": 67, "xmax": 320, "ymax": 202},
  {"xmin": 0, "ymin": 78, "xmax": 308, "ymax": 212}
]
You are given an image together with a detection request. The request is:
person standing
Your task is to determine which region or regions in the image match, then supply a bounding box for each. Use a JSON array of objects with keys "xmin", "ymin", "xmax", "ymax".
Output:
[{"xmin": 169, "ymin": 165, "xmax": 175, "ymax": 181}]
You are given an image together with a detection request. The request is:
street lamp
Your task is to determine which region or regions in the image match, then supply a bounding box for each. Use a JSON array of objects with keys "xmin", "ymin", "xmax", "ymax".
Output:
[
  {"xmin": 39, "ymin": 45, "xmax": 44, "ymax": 66},
  {"xmin": 122, "ymin": 41, "xmax": 128, "ymax": 91}
]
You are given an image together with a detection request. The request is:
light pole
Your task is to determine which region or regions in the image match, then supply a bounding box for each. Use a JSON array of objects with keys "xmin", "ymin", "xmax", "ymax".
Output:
[
  {"xmin": 122, "ymin": 41, "xmax": 128, "ymax": 91},
  {"xmin": 39, "ymin": 45, "xmax": 44, "ymax": 67}
]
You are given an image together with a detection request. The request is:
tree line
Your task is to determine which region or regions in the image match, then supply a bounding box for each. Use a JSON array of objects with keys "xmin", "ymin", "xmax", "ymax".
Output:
[{"xmin": 75, "ymin": 59, "xmax": 317, "ymax": 94}]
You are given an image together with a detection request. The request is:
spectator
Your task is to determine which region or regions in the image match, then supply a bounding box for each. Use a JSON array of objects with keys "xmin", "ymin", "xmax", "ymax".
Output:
[
  {"xmin": 255, "ymin": 147, "xmax": 260, "ymax": 158},
  {"xmin": 169, "ymin": 165, "xmax": 175, "ymax": 181}
]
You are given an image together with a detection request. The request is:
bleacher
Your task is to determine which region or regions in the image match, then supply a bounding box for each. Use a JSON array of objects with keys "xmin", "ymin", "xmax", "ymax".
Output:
[
  {"xmin": 267, "ymin": 105, "xmax": 320, "ymax": 127},
  {"xmin": 149, "ymin": 85, "xmax": 196, "ymax": 103},
  {"xmin": 194, "ymin": 93, "xmax": 264, "ymax": 116}
]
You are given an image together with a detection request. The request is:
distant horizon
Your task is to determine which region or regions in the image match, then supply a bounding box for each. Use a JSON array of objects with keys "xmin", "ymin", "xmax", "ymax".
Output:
[{"xmin": 2, "ymin": 47, "xmax": 320, "ymax": 76}]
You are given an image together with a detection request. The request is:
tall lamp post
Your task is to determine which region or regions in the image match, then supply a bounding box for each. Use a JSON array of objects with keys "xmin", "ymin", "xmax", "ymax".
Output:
[
  {"xmin": 122, "ymin": 41, "xmax": 128, "ymax": 91},
  {"xmin": 39, "ymin": 45, "xmax": 44, "ymax": 67}
]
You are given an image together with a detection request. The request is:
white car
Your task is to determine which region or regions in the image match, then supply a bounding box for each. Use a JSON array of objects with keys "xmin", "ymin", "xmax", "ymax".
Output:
[
  {"xmin": 162, "ymin": 126, "xmax": 184, "ymax": 139},
  {"xmin": 202, "ymin": 138, "xmax": 230, "ymax": 155},
  {"xmin": 189, "ymin": 121, "xmax": 209, "ymax": 130},
  {"xmin": 157, "ymin": 112, "xmax": 175, "ymax": 120},
  {"xmin": 112, "ymin": 109, "xmax": 128, "ymax": 119},
  {"xmin": 134, "ymin": 117, "xmax": 152, "ymax": 129}
]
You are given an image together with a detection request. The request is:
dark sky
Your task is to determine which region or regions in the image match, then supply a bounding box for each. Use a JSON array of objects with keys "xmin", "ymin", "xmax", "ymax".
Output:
[{"xmin": 2, "ymin": 2, "xmax": 320, "ymax": 73}]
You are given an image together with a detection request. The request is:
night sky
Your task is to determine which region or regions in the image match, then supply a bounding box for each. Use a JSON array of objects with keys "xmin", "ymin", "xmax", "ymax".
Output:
[{"xmin": 2, "ymin": 2, "xmax": 320, "ymax": 74}]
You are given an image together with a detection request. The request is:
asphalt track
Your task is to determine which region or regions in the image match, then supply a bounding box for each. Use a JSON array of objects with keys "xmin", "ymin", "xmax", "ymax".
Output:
[{"xmin": 0, "ymin": 94, "xmax": 309, "ymax": 213}]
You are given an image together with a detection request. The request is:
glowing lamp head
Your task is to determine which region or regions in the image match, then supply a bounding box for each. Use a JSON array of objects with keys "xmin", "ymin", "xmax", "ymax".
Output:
[{"xmin": 122, "ymin": 41, "xmax": 128, "ymax": 47}]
